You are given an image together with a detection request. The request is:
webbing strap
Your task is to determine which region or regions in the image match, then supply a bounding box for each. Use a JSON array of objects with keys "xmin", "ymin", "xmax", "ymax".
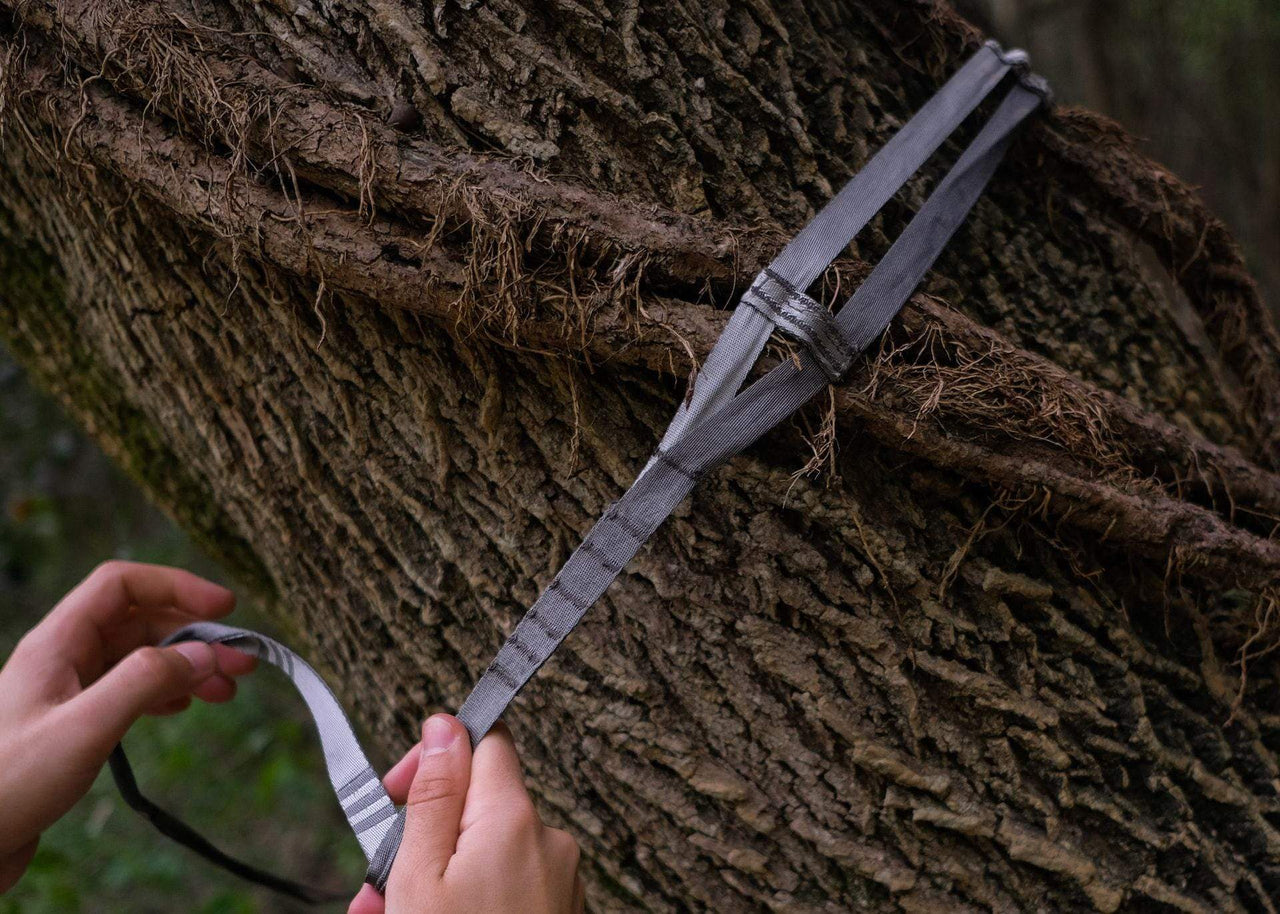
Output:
[
  {"xmin": 109, "ymin": 623, "xmax": 404, "ymax": 896},
  {"xmin": 456, "ymin": 78, "xmax": 1044, "ymax": 747},
  {"xmin": 108, "ymin": 43, "xmax": 1048, "ymax": 904},
  {"xmin": 739, "ymin": 268, "xmax": 855, "ymax": 379},
  {"xmin": 654, "ymin": 40, "xmax": 1021, "ymax": 456}
]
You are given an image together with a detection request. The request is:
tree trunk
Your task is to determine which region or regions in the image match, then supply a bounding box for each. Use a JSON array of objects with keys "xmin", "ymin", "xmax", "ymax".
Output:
[{"xmin": 2, "ymin": 0, "xmax": 1280, "ymax": 910}]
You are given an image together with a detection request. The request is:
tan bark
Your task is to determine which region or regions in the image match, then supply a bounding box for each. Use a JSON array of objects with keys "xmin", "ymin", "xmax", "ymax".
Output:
[{"xmin": 1, "ymin": 0, "xmax": 1279, "ymax": 910}]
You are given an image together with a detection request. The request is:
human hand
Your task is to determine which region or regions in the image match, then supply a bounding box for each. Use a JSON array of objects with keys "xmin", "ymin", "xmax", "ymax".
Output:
[
  {"xmin": 0, "ymin": 561, "xmax": 256, "ymax": 891},
  {"xmin": 348, "ymin": 715, "xmax": 583, "ymax": 914}
]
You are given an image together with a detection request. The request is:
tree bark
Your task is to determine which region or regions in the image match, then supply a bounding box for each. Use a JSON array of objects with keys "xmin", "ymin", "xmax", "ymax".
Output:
[{"xmin": 2, "ymin": 0, "xmax": 1280, "ymax": 910}]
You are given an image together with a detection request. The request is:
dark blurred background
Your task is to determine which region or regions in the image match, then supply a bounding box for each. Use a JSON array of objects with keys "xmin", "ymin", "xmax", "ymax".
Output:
[
  {"xmin": 1, "ymin": 1, "xmax": 1276, "ymax": 911},
  {"xmin": 958, "ymin": 0, "xmax": 1280, "ymax": 313}
]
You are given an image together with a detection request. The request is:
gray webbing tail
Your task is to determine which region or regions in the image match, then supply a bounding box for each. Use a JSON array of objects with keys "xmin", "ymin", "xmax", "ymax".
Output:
[
  {"xmin": 108, "ymin": 41, "xmax": 1048, "ymax": 902},
  {"xmin": 110, "ymin": 623, "xmax": 405, "ymax": 897}
]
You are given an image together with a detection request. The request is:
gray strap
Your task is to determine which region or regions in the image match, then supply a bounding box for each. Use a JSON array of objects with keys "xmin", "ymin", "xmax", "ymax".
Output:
[
  {"xmin": 739, "ymin": 268, "xmax": 854, "ymax": 380},
  {"xmin": 111, "ymin": 45, "xmax": 1048, "ymax": 903},
  {"xmin": 837, "ymin": 83, "xmax": 1043, "ymax": 350},
  {"xmin": 458, "ymin": 459, "xmax": 701, "ymax": 743},
  {"xmin": 109, "ymin": 623, "xmax": 404, "ymax": 895},
  {"xmin": 767, "ymin": 40, "xmax": 1019, "ymax": 291},
  {"xmin": 654, "ymin": 40, "xmax": 1022, "ymax": 459},
  {"xmin": 457, "ymin": 75, "xmax": 1046, "ymax": 744},
  {"xmin": 657, "ymin": 84, "xmax": 1045, "ymax": 480}
]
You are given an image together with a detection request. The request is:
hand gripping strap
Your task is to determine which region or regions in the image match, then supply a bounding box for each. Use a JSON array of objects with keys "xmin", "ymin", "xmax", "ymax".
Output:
[{"xmin": 108, "ymin": 623, "xmax": 403, "ymax": 900}]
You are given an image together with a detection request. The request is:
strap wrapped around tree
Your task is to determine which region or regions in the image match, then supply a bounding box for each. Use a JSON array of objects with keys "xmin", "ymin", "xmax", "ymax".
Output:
[
  {"xmin": 6, "ymin": 1, "xmax": 1280, "ymax": 910},
  {"xmin": 108, "ymin": 42, "xmax": 1050, "ymax": 901}
]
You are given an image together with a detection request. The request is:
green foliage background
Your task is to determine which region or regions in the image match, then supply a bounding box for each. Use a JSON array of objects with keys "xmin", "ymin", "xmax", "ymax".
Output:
[{"xmin": 958, "ymin": 0, "xmax": 1280, "ymax": 313}]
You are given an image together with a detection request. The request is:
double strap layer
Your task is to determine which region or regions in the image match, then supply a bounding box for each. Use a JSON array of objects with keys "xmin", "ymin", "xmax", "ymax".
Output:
[
  {"xmin": 109, "ymin": 41, "xmax": 1049, "ymax": 902},
  {"xmin": 454, "ymin": 41, "xmax": 1048, "ymax": 747}
]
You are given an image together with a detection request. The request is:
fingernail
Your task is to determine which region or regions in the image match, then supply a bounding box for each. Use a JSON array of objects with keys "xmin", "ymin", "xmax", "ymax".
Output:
[
  {"xmin": 422, "ymin": 715, "xmax": 457, "ymax": 755},
  {"xmin": 172, "ymin": 642, "xmax": 217, "ymax": 680}
]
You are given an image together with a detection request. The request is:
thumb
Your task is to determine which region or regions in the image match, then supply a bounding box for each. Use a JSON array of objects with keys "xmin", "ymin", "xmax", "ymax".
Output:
[
  {"xmin": 391, "ymin": 714, "xmax": 472, "ymax": 890},
  {"xmin": 72, "ymin": 642, "xmax": 218, "ymax": 751}
]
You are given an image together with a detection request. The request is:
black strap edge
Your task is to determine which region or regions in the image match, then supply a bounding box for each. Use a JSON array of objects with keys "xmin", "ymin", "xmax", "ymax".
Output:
[{"xmin": 108, "ymin": 744, "xmax": 347, "ymax": 905}]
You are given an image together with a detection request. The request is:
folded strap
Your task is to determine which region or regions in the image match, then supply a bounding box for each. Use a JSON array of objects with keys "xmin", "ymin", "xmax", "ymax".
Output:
[
  {"xmin": 740, "ymin": 268, "xmax": 855, "ymax": 379},
  {"xmin": 108, "ymin": 623, "xmax": 403, "ymax": 898},
  {"xmin": 457, "ymin": 74, "xmax": 1047, "ymax": 744},
  {"xmin": 653, "ymin": 39, "xmax": 1024, "ymax": 461}
]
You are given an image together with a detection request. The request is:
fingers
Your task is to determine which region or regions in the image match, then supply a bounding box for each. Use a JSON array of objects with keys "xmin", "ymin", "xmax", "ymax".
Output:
[
  {"xmin": 190, "ymin": 674, "xmax": 236, "ymax": 704},
  {"xmin": 17, "ymin": 563, "xmax": 236, "ymax": 689},
  {"xmin": 186, "ymin": 644, "xmax": 255, "ymax": 704},
  {"xmin": 67, "ymin": 642, "xmax": 218, "ymax": 754},
  {"xmin": 378, "ymin": 721, "xmax": 583, "ymax": 914},
  {"xmin": 145, "ymin": 643, "xmax": 251, "ymax": 711},
  {"xmin": 347, "ymin": 884, "xmax": 386, "ymax": 914},
  {"xmin": 543, "ymin": 826, "xmax": 582, "ymax": 907},
  {"xmin": 462, "ymin": 722, "xmax": 534, "ymax": 828},
  {"xmin": 0, "ymin": 839, "xmax": 38, "ymax": 894},
  {"xmin": 211, "ymin": 643, "xmax": 257, "ymax": 677},
  {"xmin": 383, "ymin": 743, "xmax": 422, "ymax": 805},
  {"xmin": 391, "ymin": 715, "xmax": 472, "ymax": 887},
  {"xmin": 544, "ymin": 827, "xmax": 581, "ymax": 872},
  {"xmin": 145, "ymin": 695, "xmax": 193, "ymax": 717},
  {"xmin": 56, "ymin": 561, "xmax": 235, "ymax": 627}
]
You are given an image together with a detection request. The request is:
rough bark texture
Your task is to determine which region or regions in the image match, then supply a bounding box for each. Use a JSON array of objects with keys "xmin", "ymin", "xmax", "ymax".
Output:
[{"xmin": 2, "ymin": 1, "xmax": 1280, "ymax": 910}]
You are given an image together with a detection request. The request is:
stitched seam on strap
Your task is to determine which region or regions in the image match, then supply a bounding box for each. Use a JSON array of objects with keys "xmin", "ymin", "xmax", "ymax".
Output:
[
  {"xmin": 486, "ymin": 660, "xmax": 519, "ymax": 690},
  {"xmin": 509, "ymin": 631, "xmax": 540, "ymax": 665},
  {"xmin": 654, "ymin": 448, "xmax": 699, "ymax": 481},
  {"xmin": 741, "ymin": 295, "xmax": 841, "ymax": 370},
  {"xmin": 608, "ymin": 507, "xmax": 647, "ymax": 544},
  {"xmin": 747, "ymin": 279, "xmax": 852, "ymax": 369},
  {"xmin": 579, "ymin": 538, "xmax": 623, "ymax": 573},
  {"xmin": 743, "ymin": 286, "xmax": 848, "ymax": 371},
  {"xmin": 529, "ymin": 605, "xmax": 564, "ymax": 640},
  {"xmin": 549, "ymin": 578, "xmax": 589, "ymax": 612},
  {"xmin": 762, "ymin": 267, "xmax": 800, "ymax": 294},
  {"xmin": 741, "ymin": 295, "xmax": 851, "ymax": 380},
  {"xmin": 760, "ymin": 267, "xmax": 853, "ymax": 362}
]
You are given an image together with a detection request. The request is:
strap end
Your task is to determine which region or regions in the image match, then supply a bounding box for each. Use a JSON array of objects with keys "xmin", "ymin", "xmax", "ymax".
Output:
[{"xmin": 983, "ymin": 39, "xmax": 1054, "ymax": 106}]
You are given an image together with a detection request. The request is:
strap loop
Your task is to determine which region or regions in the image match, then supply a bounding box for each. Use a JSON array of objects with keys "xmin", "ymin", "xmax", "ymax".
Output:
[
  {"xmin": 740, "ymin": 268, "xmax": 855, "ymax": 380},
  {"xmin": 109, "ymin": 623, "xmax": 400, "ymax": 901},
  {"xmin": 984, "ymin": 39, "xmax": 1053, "ymax": 103},
  {"xmin": 457, "ymin": 60, "xmax": 1050, "ymax": 750}
]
